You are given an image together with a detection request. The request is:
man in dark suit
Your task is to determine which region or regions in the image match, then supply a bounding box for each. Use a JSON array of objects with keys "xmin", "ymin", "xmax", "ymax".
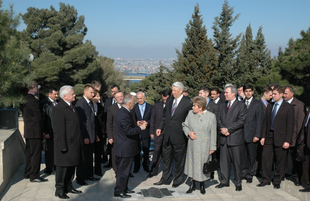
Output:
[
  {"xmin": 258, "ymin": 86, "xmax": 295, "ymax": 189},
  {"xmin": 22, "ymin": 81, "xmax": 47, "ymax": 182},
  {"xmin": 149, "ymin": 89, "xmax": 170, "ymax": 178},
  {"xmin": 133, "ymin": 91, "xmax": 153, "ymax": 173},
  {"xmin": 216, "ymin": 84, "xmax": 247, "ymax": 191},
  {"xmin": 41, "ymin": 88, "xmax": 59, "ymax": 175},
  {"xmin": 283, "ymin": 85, "xmax": 306, "ymax": 186},
  {"xmin": 299, "ymin": 109, "xmax": 310, "ymax": 192},
  {"xmin": 103, "ymin": 84, "xmax": 120, "ymax": 168},
  {"xmin": 154, "ymin": 82, "xmax": 192, "ymax": 187},
  {"xmin": 106, "ymin": 90, "xmax": 124, "ymax": 173},
  {"xmin": 210, "ymin": 87, "xmax": 224, "ymax": 105},
  {"xmin": 53, "ymin": 86, "xmax": 83, "ymax": 199},
  {"xmin": 75, "ymin": 85, "xmax": 99, "ymax": 185},
  {"xmin": 260, "ymin": 87, "xmax": 273, "ymax": 109},
  {"xmin": 242, "ymin": 84, "xmax": 264, "ymax": 183},
  {"xmin": 114, "ymin": 95, "xmax": 147, "ymax": 198},
  {"xmin": 199, "ymin": 86, "xmax": 218, "ymax": 114}
]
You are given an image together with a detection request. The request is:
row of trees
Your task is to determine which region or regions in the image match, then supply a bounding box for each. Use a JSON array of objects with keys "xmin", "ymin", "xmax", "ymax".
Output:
[
  {"xmin": 131, "ymin": 1, "xmax": 310, "ymax": 105},
  {"xmin": 0, "ymin": 1, "xmax": 127, "ymax": 107}
]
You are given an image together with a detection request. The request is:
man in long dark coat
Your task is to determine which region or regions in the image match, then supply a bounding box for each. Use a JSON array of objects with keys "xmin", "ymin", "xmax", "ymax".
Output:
[{"xmin": 53, "ymin": 85, "xmax": 84, "ymax": 199}]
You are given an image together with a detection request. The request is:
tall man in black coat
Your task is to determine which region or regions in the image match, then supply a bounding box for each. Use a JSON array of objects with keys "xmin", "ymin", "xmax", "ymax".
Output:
[
  {"xmin": 114, "ymin": 95, "xmax": 147, "ymax": 198},
  {"xmin": 149, "ymin": 89, "xmax": 170, "ymax": 178},
  {"xmin": 258, "ymin": 86, "xmax": 295, "ymax": 189},
  {"xmin": 133, "ymin": 91, "xmax": 153, "ymax": 173},
  {"xmin": 75, "ymin": 85, "xmax": 99, "ymax": 185},
  {"xmin": 242, "ymin": 84, "xmax": 264, "ymax": 183},
  {"xmin": 41, "ymin": 88, "xmax": 59, "ymax": 175},
  {"xmin": 106, "ymin": 90, "xmax": 124, "ymax": 173},
  {"xmin": 216, "ymin": 84, "xmax": 247, "ymax": 191},
  {"xmin": 22, "ymin": 81, "xmax": 47, "ymax": 182},
  {"xmin": 154, "ymin": 82, "xmax": 192, "ymax": 188},
  {"xmin": 53, "ymin": 86, "xmax": 84, "ymax": 199}
]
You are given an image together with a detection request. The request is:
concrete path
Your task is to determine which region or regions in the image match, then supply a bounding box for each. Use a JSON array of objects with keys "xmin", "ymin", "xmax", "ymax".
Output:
[{"xmin": 0, "ymin": 163, "xmax": 309, "ymax": 201}]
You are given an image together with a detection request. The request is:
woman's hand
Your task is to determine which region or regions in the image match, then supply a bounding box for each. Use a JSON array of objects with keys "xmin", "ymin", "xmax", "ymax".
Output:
[
  {"xmin": 209, "ymin": 150, "xmax": 215, "ymax": 154},
  {"xmin": 189, "ymin": 132, "xmax": 197, "ymax": 140}
]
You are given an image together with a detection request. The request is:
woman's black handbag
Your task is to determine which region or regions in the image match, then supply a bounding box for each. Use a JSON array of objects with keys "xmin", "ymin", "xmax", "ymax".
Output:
[{"xmin": 203, "ymin": 155, "xmax": 220, "ymax": 174}]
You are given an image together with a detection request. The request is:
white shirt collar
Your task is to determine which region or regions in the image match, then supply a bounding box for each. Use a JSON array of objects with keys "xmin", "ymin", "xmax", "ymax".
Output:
[
  {"xmin": 287, "ymin": 97, "xmax": 294, "ymax": 104},
  {"xmin": 214, "ymin": 97, "xmax": 220, "ymax": 104},
  {"xmin": 83, "ymin": 95, "xmax": 91, "ymax": 103}
]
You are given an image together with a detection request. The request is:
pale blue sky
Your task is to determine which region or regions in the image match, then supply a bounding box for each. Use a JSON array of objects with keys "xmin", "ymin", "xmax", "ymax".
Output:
[{"xmin": 2, "ymin": 0, "xmax": 310, "ymax": 59}]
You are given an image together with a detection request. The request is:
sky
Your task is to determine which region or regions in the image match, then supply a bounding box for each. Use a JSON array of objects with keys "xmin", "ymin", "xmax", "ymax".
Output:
[{"xmin": 2, "ymin": 0, "xmax": 310, "ymax": 59}]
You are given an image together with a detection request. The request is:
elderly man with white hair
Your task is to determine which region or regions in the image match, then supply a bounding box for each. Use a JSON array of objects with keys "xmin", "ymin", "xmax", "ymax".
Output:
[
  {"xmin": 53, "ymin": 85, "xmax": 84, "ymax": 199},
  {"xmin": 154, "ymin": 82, "xmax": 192, "ymax": 188}
]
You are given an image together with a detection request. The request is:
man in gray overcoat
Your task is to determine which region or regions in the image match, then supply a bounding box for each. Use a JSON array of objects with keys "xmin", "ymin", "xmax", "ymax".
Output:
[{"xmin": 53, "ymin": 86, "xmax": 84, "ymax": 199}]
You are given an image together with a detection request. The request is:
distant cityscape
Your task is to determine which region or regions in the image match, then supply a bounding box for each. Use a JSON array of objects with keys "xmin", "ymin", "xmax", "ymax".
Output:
[{"xmin": 114, "ymin": 58, "xmax": 175, "ymax": 74}]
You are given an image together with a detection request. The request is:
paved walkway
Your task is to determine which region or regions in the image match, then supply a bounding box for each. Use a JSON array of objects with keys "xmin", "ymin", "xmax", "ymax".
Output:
[{"xmin": 0, "ymin": 163, "xmax": 309, "ymax": 201}]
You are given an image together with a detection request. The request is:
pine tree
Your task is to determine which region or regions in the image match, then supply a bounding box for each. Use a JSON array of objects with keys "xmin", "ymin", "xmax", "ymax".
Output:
[
  {"xmin": 212, "ymin": 0, "xmax": 241, "ymax": 88},
  {"xmin": 173, "ymin": 4, "xmax": 217, "ymax": 96},
  {"xmin": 22, "ymin": 3, "xmax": 102, "ymax": 95}
]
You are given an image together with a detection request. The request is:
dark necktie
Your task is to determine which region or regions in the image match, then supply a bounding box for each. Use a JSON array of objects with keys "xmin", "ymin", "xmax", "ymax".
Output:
[
  {"xmin": 227, "ymin": 102, "xmax": 231, "ymax": 112},
  {"xmin": 246, "ymin": 100, "xmax": 250, "ymax": 108},
  {"xmin": 171, "ymin": 99, "xmax": 177, "ymax": 116},
  {"xmin": 89, "ymin": 101, "xmax": 95, "ymax": 113},
  {"xmin": 270, "ymin": 102, "xmax": 278, "ymax": 130}
]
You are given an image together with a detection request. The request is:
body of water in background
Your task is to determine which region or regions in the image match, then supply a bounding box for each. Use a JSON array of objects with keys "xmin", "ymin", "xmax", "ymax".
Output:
[{"xmin": 126, "ymin": 73, "xmax": 150, "ymax": 84}]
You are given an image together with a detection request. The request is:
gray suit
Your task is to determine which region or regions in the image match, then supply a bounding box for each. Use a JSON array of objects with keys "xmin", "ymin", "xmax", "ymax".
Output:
[{"xmin": 217, "ymin": 99, "xmax": 247, "ymax": 187}]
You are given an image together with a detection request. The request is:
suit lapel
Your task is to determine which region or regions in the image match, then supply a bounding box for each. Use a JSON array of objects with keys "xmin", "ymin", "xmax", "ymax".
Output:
[{"xmin": 172, "ymin": 97, "xmax": 185, "ymax": 117}]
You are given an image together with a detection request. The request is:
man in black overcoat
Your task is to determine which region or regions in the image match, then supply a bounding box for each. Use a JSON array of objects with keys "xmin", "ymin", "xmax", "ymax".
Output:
[
  {"xmin": 22, "ymin": 81, "xmax": 47, "ymax": 182},
  {"xmin": 154, "ymin": 82, "xmax": 192, "ymax": 188},
  {"xmin": 52, "ymin": 85, "xmax": 84, "ymax": 199},
  {"xmin": 114, "ymin": 95, "xmax": 147, "ymax": 198}
]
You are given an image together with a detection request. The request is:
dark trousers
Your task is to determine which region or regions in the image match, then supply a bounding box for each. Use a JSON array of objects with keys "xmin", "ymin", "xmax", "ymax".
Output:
[
  {"xmin": 242, "ymin": 142, "xmax": 258, "ymax": 179},
  {"xmin": 150, "ymin": 136, "xmax": 163, "ymax": 175},
  {"xmin": 94, "ymin": 140, "xmax": 103, "ymax": 175},
  {"xmin": 304, "ymin": 147, "xmax": 310, "ymax": 188},
  {"xmin": 76, "ymin": 143, "xmax": 94, "ymax": 181},
  {"xmin": 256, "ymin": 142, "xmax": 263, "ymax": 175},
  {"xmin": 24, "ymin": 138, "xmax": 42, "ymax": 180},
  {"xmin": 161, "ymin": 140, "xmax": 187, "ymax": 185},
  {"xmin": 114, "ymin": 157, "xmax": 132, "ymax": 194},
  {"xmin": 289, "ymin": 146, "xmax": 303, "ymax": 181},
  {"xmin": 111, "ymin": 143, "xmax": 118, "ymax": 173},
  {"xmin": 45, "ymin": 138, "xmax": 54, "ymax": 171},
  {"xmin": 261, "ymin": 137, "xmax": 288, "ymax": 185},
  {"xmin": 55, "ymin": 166, "xmax": 75, "ymax": 194},
  {"xmin": 220, "ymin": 143, "xmax": 243, "ymax": 186},
  {"xmin": 134, "ymin": 137, "xmax": 150, "ymax": 172}
]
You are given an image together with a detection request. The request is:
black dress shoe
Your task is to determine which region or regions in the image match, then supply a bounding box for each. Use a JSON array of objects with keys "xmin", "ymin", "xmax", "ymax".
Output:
[
  {"xmin": 274, "ymin": 184, "xmax": 280, "ymax": 189},
  {"xmin": 246, "ymin": 178, "xmax": 253, "ymax": 183},
  {"xmin": 104, "ymin": 163, "xmax": 112, "ymax": 168},
  {"xmin": 235, "ymin": 186, "xmax": 242, "ymax": 191},
  {"xmin": 30, "ymin": 177, "xmax": 48, "ymax": 182},
  {"xmin": 299, "ymin": 188, "xmax": 310, "ymax": 192},
  {"xmin": 154, "ymin": 180, "xmax": 170, "ymax": 185},
  {"xmin": 55, "ymin": 193, "xmax": 69, "ymax": 199},
  {"xmin": 133, "ymin": 170, "xmax": 139, "ymax": 173},
  {"xmin": 66, "ymin": 189, "xmax": 82, "ymax": 194},
  {"xmin": 44, "ymin": 169, "xmax": 53, "ymax": 175},
  {"xmin": 88, "ymin": 176, "xmax": 100, "ymax": 181},
  {"xmin": 129, "ymin": 173, "xmax": 134, "ymax": 178},
  {"xmin": 95, "ymin": 172, "xmax": 103, "ymax": 176},
  {"xmin": 172, "ymin": 183, "xmax": 180, "ymax": 188},
  {"xmin": 215, "ymin": 183, "xmax": 229, "ymax": 188},
  {"xmin": 293, "ymin": 180, "xmax": 301, "ymax": 186},
  {"xmin": 76, "ymin": 179, "xmax": 88, "ymax": 186},
  {"xmin": 125, "ymin": 189, "xmax": 135, "ymax": 194},
  {"xmin": 256, "ymin": 182, "xmax": 270, "ymax": 187},
  {"xmin": 114, "ymin": 193, "xmax": 131, "ymax": 198},
  {"xmin": 147, "ymin": 173, "xmax": 154, "ymax": 178},
  {"xmin": 210, "ymin": 172, "xmax": 214, "ymax": 180}
]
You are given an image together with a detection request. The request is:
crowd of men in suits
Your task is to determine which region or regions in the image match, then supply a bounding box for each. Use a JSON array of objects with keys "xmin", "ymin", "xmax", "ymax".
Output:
[{"xmin": 21, "ymin": 80, "xmax": 310, "ymax": 199}]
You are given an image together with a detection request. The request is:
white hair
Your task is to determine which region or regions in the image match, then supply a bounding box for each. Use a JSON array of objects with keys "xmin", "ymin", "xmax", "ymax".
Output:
[
  {"xmin": 59, "ymin": 85, "xmax": 73, "ymax": 98},
  {"xmin": 136, "ymin": 91, "xmax": 145, "ymax": 97},
  {"xmin": 224, "ymin": 84, "xmax": 237, "ymax": 95},
  {"xmin": 172, "ymin": 82, "xmax": 184, "ymax": 91},
  {"xmin": 123, "ymin": 95, "xmax": 134, "ymax": 105}
]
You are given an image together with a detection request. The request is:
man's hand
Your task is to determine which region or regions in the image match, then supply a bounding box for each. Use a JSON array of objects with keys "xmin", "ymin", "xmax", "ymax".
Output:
[
  {"xmin": 62, "ymin": 149, "xmax": 67, "ymax": 152},
  {"xmin": 96, "ymin": 136, "xmax": 100, "ymax": 142},
  {"xmin": 253, "ymin": 137, "xmax": 260, "ymax": 143},
  {"xmin": 137, "ymin": 121, "xmax": 142, "ymax": 126},
  {"xmin": 150, "ymin": 134, "xmax": 154, "ymax": 139},
  {"xmin": 260, "ymin": 138, "xmax": 265, "ymax": 146},
  {"xmin": 84, "ymin": 138, "xmax": 90, "ymax": 144},
  {"xmin": 140, "ymin": 121, "xmax": 147, "ymax": 130},
  {"xmin": 45, "ymin": 134, "xmax": 50, "ymax": 139},
  {"xmin": 220, "ymin": 128, "xmax": 230, "ymax": 136},
  {"xmin": 283, "ymin": 142, "xmax": 290, "ymax": 149},
  {"xmin": 108, "ymin": 139, "xmax": 114, "ymax": 144},
  {"xmin": 210, "ymin": 150, "xmax": 215, "ymax": 154},
  {"xmin": 189, "ymin": 132, "xmax": 197, "ymax": 140},
  {"xmin": 156, "ymin": 129, "xmax": 161, "ymax": 136}
]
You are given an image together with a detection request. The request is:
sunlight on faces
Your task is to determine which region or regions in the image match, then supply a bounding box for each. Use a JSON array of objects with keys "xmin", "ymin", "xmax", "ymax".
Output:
[
  {"xmin": 272, "ymin": 90, "xmax": 283, "ymax": 102},
  {"xmin": 136, "ymin": 93, "xmax": 145, "ymax": 105},
  {"xmin": 92, "ymin": 92, "xmax": 100, "ymax": 103},
  {"xmin": 84, "ymin": 87, "xmax": 95, "ymax": 100},
  {"xmin": 244, "ymin": 88, "xmax": 254, "ymax": 99},
  {"xmin": 162, "ymin": 94, "xmax": 169, "ymax": 103},
  {"xmin": 224, "ymin": 87, "xmax": 235, "ymax": 102},
  {"xmin": 111, "ymin": 87, "xmax": 118, "ymax": 96},
  {"xmin": 283, "ymin": 88, "xmax": 294, "ymax": 101},
  {"xmin": 49, "ymin": 90, "xmax": 58, "ymax": 101},
  {"xmin": 63, "ymin": 89, "xmax": 75, "ymax": 103},
  {"xmin": 192, "ymin": 103, "xmax": 203, "ymax": 114},
  {"xmin": 172, "ymin": 86, "xmax": 182, "ymax": 99},
  {"xmin": 114, "ymin": 92, "xmax": 124, "ymax": 104},
  {"xmin": 210, "ymin": 90, "xmax": 219, "ymax": 100},
  {"xmin": 199, "ymin": 90, "xmax": 208, "ymax": 99},
  {"xmin": 263, "ymin": 91, "xmax": 273, "ymax": 101},
  {"xmin": 237, "ymin": 87, "xmax": 245, "ymax": 98}
]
